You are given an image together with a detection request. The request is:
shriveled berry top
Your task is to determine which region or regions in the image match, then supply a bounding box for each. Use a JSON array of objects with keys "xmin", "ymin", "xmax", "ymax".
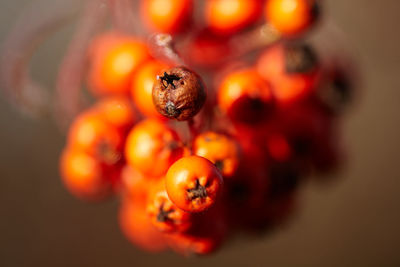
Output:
[{"xmin": 152, "ymin": 66, "xmax": 206, "ymax": 121}]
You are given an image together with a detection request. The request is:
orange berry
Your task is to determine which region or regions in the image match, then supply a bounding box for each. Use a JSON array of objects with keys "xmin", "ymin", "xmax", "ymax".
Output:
[
  {"xmin": 217, "ymin": 68, "xmax": 274, "ymax": 123},
  {"xmin": 131, "ymin": 60, "xmax": 170, "ymax": 119},
  {"xmin": 88, "ymin": 32, "xmax": 151, "ymax": 96},
  {"xmin": 59, "ymin": 148, "xmax": 114, "ymax": 201},
  {"xmin": 165, "ymin": 156, "xmax": 223, "ymax": 213},
  {"xmin": 140, "ymin": 0, "xmax": 193, "ymax": 34},
  {"xmin": 205, "ymin": 0, "xmax": 263, "ymax": 35},
  {"xmin": 125, "ymin": 119, "xmax": 184, "ymax": 177},
  {"xmin": 93, "ymin": 97, "xmax": 136, "ymax": 131},
  {"xmin": 256, "ymin": 43, "xmax": 320, "ymax": 104},
  {"xmin": 193, "ymin": 131, "xmax": 240, "ymax": 177},
  {"xmin": 67, "ymin": 111, "xmax": 123, "ymax": 165},
  {"xmin": 265, "ymin": 0, "xmax": 319, "ymax": 36}
]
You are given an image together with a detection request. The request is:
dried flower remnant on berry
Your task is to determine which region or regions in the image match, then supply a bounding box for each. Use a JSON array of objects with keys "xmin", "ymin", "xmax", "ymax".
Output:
[
  {"xmin": 156, "ymin": 203, "xmax": 173, "ymax": 223},
  {"xmin": 152, "ymin": 66, "xmax": 206, "ymax": 121},
  {"xmin": 187, "ymin": 179, "xmax": 208, "ymax": 201},
  {"xmin": 159, "ymin": 72, "xmax": 181, "ymax": 89}
]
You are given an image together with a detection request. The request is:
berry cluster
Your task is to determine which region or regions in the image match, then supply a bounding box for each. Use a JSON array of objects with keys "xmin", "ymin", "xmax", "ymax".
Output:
[{"xmin": 58, "ymin": 0, "xmax": 354, "ymax": 256}]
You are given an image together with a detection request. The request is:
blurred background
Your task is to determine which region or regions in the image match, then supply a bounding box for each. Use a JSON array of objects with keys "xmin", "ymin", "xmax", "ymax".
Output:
[{"xmin": 0, "ymin": 0, "xmax": 399, "ymax": 266}]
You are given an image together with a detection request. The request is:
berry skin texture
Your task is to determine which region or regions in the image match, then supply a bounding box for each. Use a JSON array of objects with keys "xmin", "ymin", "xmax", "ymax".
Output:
[
  {"xmin": 131, "ymin": 60, "xmax": 170, "ymax": 119},
  {"xmin": 147, "ymin": 182, "xmax": 192, "ymax": 233},
  {"xmin": 265, "ymin": 0, "xmax": 319, "ymax": 36},
  {"xmin": 217, "ymin": 68, "xmax": 274, "ymax": 124},
  {"xmin": 256, "ymin": 43, "xmax": 320, "ymax": 104},
  {"xmin": 125, "ymin": 119, "xmax": 184, "ymax": 177},
  {"xmin": 141, "ymin": 0, "xmax": 193, "ymax": 34},
  {"xmin": 165, "ymin": 155, "xmax": 224, "ymax": 213},
  {"xmin": 193, "ymin": 131, "xmax": 240, "ymax": 177},
  {"xmin": 88, "ymin": 32, "xmax": 151, "ymax": 96},
  {"xmin": 152, "ymin": 66, "xmax": 207, "ymax": 121},
  {"xmin": 205, "ymin": 0, "xmax": 263, "ymax": 35}
]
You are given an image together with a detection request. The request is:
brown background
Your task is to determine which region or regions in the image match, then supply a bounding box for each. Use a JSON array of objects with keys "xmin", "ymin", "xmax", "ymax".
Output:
[{"xmin": 1, "ymin": 0, "xmax": 400, "ymax": 266}]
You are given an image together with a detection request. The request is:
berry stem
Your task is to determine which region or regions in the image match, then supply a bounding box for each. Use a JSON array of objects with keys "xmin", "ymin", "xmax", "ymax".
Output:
[
  {"xmin": 55, "ymin": 0, "xmax": 108, "ymax": 128},
  {"xmin": 148, "ymin": 34, "xmax": 185, "ymax": 65},
  {"xmin": 230, "ymin": 24, "xmax": 281, "ymax": 60},
  {"xmin": 0, "ymin": 0, "xmax": 79, "ymax": 118}
]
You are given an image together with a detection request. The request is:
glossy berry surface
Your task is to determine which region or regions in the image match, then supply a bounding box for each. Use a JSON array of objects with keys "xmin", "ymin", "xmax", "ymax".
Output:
[{"xmin": 165, "ymin": 156, "xmax": 224, "ymax": 213}]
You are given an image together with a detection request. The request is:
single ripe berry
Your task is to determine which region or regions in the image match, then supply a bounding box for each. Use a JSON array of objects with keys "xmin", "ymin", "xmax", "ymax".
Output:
[
  {"xmin": 152, "ymin": 66, "xmax": 206, "ymax": 121},
  {"xmin": 217, "ymin": 68, "xmax": 274, "ymax": 124},
  {"xmin": 265, "ymin": 0, "xmax": 320, "ymax": 36},
  {"xmin": 67, "ymin": 111, "xmax": 123, "ymax": 166},
  {"xmin": 256, "ymin": 43, "xmax": 320, "ymax": 104},
  {"xmin": 131, "ymin": 59, "xmax": 170, "ymax": 119},
  {"xmin": 193, "ymin": 131, "xmax": 240, "ymax": 177},
  {"xmin": 59, "ymin": 148, "xmax": 114, "ymax": 201},
  {"xmin": 92, "ymin": 96, "xmax": 136, "ymax": 132},
  {"xmin": 165, "ymin": 155, "xmax": 223, "ymax": 213},
  {"xmin": 125, "ymin": 119, "xmax": 184, "ymax": 177},
  {"xmin": 147, "ymin": 183, "xmax": 192, "ymax": 233},
  {"xmin": 140, "ymin": 0, "xmax": 193, "ymax": 34},
  {"xmin": 88, "ymin": 32, "xmax": 150, "ymax": 96},
  {"xmin": 205, "ymin": 0, "xmax": 263, "ymax": 35}
]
